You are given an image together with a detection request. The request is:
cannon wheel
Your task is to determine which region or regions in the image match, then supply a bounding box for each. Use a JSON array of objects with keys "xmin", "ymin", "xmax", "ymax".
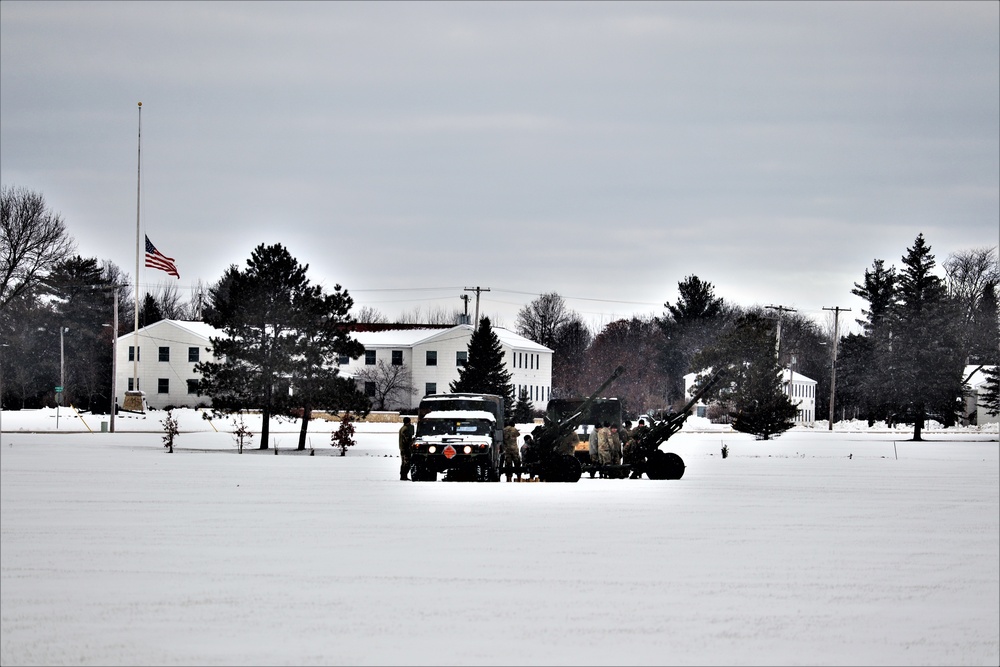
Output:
[
  {"xmin": 644, "ymin": 451, "xmax": 685, "ymax": 480},
  {"xmin": 541, "ymin": 454, "xmax": 582, "ymax": 483}
]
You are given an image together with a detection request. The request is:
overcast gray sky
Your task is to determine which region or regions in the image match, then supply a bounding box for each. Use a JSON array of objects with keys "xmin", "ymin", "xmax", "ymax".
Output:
[{"xmin": 2, "ymin": 1, "xmax": 997, "ymax": 331}]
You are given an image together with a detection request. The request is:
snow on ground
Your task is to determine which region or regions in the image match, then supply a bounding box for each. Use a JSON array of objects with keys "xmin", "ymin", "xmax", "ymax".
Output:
[{"xmin": 1, "ymin": 409, "xmax": 998, "ymax": 666}]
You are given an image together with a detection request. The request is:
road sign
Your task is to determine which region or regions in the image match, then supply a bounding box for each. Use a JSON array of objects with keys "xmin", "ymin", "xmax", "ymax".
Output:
[{"xmin": 55, "ymin": 386, "xmax": 63, "ymax": 393}]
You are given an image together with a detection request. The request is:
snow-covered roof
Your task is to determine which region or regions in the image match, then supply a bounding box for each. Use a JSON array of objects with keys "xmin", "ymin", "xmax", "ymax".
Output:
[
  {"xmin": 354, "ymin": 324, "xmax": 552, "ymax": 352},
  {"xmin": 782, "ymin": 369, "xmax": 816, "ymax": 384},
  {"xmin": 421, "ymin": 410, "xmax": 495, "ymax": 421},
  {"xmin": 116, "ymin": 319, "xmax": 223, "ymax": 342}
]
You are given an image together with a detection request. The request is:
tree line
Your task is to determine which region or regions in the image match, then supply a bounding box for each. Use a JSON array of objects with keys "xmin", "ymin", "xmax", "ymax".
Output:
[{"xmin": 3, "ymin": 185, "xmax": 998, "ymax": 442}]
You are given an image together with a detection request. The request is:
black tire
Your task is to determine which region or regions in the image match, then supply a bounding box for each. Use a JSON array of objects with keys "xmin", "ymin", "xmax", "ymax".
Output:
[
  {"xmin": 645, "ymin": 451, "xmax": 685, "ymax": 480},
  {"xmin": 411, "ymin": 465, "xmax": 436, "ymax": 482},
  {"xmin": 541, "ymin": 453, "xmax": 582, "ymax": 483}
]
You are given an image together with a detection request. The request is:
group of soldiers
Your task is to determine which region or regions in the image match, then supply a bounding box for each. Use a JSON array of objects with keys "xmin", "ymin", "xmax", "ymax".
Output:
[{"xmin": 501, "ymin": 417, "xmax": 654, "ymax": 481}]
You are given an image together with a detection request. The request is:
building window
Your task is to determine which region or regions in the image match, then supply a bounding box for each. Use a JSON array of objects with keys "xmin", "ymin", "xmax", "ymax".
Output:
[
  {"xmin": 391, "ymin": 350, "xmax": 403, "ymax": 366},
  {"xmin": 456, "ymin": 351, "xmax": 467, "ymax": 367},
  {"xmin": 128, "ymin": 346, "xmax": 139, "ymax": 362},
  {"xmin": 158, "ymin": 347, "xmax": 169, "ymax": 362},
  {"xmin": 364, "ymin": 381, "xmax": 376, "ymax": 397},
  {"xmin": 188, "ymin": 347, "xmax": 200, "ymax": 363},
  {"xmin": 186, "ymin": 379, "xmax": 199, "ymax": 394},
  {"xmin": 365, "ymin": 350, "xmax": 376, "ymax": 365},
  {"xmin": 426, "ymin": 351, "xmax": 437, "ymax": 366},
  {"xmin": 425, "ymin": 382, "xmax": 436, "ymax": 395},
  {"xmin": 157, "ymin": 378, "xmax": 169, "ymax": 394},
  {"xmin": 338, "ymin": 354, "xmax": 349, "ymax": 365},
  {"xmin": 127, "ymin": 378, "xmax": 139, "ymax": 391}
]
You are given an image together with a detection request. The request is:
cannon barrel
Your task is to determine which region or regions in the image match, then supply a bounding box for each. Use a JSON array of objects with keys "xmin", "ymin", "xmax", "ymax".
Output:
[
  {"xmin": 636, "ymin": 370, "xmax": 722, "ymax": 455},
  {"xmin": 535, "ymin": 365, "xmax": 625, "ymax": 455}
]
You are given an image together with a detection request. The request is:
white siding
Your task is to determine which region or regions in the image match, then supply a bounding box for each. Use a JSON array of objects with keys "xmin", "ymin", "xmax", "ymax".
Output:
[{"xmin": 115, "ymin": 320, "xmax": 220, "ymax": 410}]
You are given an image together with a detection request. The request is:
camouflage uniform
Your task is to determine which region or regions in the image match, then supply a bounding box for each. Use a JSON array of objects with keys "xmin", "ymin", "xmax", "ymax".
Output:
[
  {"xmin": 503, "ymin": 424, "xmax": 521, "ymax": 481},
  {"xmin": 628, "ymin": 421, "xmax": 650, "ymax": 478},
  {"xmin": 609, "ymin": 425, "xmax": 622, "ymax": 466},
  {"xmin": 588, "ymin": 425, "xmax": 599, "ymax": 465},
  {"xmin": 398, "ymin": 417, "xmax": 415, "ymax": 480},
  {"xmin": 558, "ymin": 430, "xmax": 578, "ymax": 457},
  {"xmin": 597, "ymin": 424, "xmax": 612, "ymax": 466}
]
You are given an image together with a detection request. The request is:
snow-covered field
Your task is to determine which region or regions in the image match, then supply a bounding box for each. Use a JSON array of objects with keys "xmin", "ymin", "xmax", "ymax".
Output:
[{"xmin": 2, "ymin": 408, "xmax": 998, "ymax": 666}]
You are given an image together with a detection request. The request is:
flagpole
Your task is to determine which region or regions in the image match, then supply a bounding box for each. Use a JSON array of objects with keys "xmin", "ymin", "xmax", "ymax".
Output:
[{"xmin": 133, "ymin": 102, "xmax": 141, "ymax": 389}]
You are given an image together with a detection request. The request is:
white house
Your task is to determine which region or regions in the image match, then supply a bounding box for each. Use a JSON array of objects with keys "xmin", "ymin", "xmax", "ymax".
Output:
[
  {"xmin": 343, "ymin": 324, "xmax": 553, "ymax": 412},
  {"xmin": 115, "ymin": 320, "xmax": 221, "ymax": 410},
  {"xmin": 783, "ymin": 369, "xmax": 817, "ymax": 425},
  {"xmin": 116, "ymin": 320, "xmax": 553, "ymax": 413}
]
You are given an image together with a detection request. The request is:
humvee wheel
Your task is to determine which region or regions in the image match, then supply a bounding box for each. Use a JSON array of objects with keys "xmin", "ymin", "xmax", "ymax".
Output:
[
  {"xmin": 645, "ymin": 451, "xmax": 685, "ymax": 480},
  {"xmin": 411, "ymin": 465, "xmax": 436, "ymax": 482}
]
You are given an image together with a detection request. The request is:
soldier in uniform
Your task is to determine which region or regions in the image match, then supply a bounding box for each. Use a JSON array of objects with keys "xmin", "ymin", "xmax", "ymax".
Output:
[
  {"xmin": 588, "ymin": 423, "xmax": 599, "ymax": 465},
  {"xmin": 398, "ymin": 416, "xmax": 414, "ymax": 481},
  {"xmin": 597, "ymin": 421, "xmax": 612, "ymax": 474},
  {"xmin": 609, "ymin": 423, "xmax": 622, "ymax": 467},
  {"xmin": 503, "ymin": 421, "xmax": 521, "ymax": 482},
  {"xmin": 628, "ymin": 418, "xmax": 650, "ymax": 479}
]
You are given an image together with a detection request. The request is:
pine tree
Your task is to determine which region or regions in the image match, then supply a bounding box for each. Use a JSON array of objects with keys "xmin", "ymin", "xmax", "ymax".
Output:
[
  {"xmin": 981, "ymin": 366, "xmax": 1000, "ymax": 417},
  {"xmin": 197, "ymin": 244, "xmax": 310, "ymax": 449},
  {"xmin": 693, "ymin": 312, "xmax": 797, "ymax": 440},
  {"xmin": 450, "ymin": 317, "xmax": 515, "ymax": 412},
  {"xmin": 891, "ymin": 234, "xmax": 965, "ymax": 439},
  {"xmin": 512, "ymin": 387, "xmax": 534, "ymax": 424}
]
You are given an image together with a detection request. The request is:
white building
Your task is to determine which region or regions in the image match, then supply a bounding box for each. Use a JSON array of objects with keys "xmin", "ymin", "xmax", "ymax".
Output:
[
  {"xmin": 344, "ymin": 324, "xmax": 553, "ymax": 412},
  {"xmin": 116, "ymin": 320, "xmax": 553, "ymax": 412},
  {"xmin": 115, "ymin": 320, "xmax": 222, "ymax": 410},
  {"xmin": 783, "ymin": 369, "xmax": 817, "ymax": 425}
]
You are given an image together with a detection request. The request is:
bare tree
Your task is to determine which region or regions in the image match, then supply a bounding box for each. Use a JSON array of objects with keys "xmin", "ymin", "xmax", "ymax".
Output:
[
  {"xmin": 354, "ymin": 305, "xmax": 389, "ymax": 324},
  {"xmin": 516, "ymin": 292, "xmax": 569, "ymax": 348},
  {"xmin": 944, "ymin": 247, "xmax": 999, "ymax": 324},
  {"xmin": 353, "ymin": 360, "xmax": 417, "ymax": 410},
  {"xmin": 397, "ymin": 305, "xmax": 462, "ymax": 325},
  {"xmin": 154, "ymin": 281, "xmax": 186, "ymax": 319},
  {"xmin": 1, "ymin": 186, "xmax": 76, "ymax": 311}
]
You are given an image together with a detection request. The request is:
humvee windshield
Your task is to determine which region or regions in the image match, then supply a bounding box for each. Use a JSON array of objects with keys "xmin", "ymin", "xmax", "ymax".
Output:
[{"xmin": 417, "ymin": 418, "xmax": 494, "ymax": 437}]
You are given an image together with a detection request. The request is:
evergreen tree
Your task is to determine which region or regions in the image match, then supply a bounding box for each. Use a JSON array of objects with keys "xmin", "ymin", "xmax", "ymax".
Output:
[
  {"xmin": 288, "ymin": 282, "xmax": 369, "ymax": 450},
  {"xmin": 658, "ymin": 275, "xmax": 732, "ymax": 404},
  {"xmin": 197, "ymin": 244, "xmax": 310, "ymax": 449},
  {"xmin": 840, "ymin": 258, "xmax": 899, "ymax": 425},
  {"xmin": 981, "ymin": 366, "xmax": 1000, "ymax": 417},
  {"xmin": 693, "ymin": 312, "xmax": 797, "ymax": 440},
  {"xmin": 450, "ymin": 317, "xmax": 515, "ymax": 412},
  {"xmin": 512, "ymin": 386, "xmax": 534, "ymax": 424},
  {"xmin": 138, "ymin": 293, "xmax": 163, "ymax": 328},
  {"xmin": 891, "ymin": 234, "xmax": 964, "ymax": 439}
]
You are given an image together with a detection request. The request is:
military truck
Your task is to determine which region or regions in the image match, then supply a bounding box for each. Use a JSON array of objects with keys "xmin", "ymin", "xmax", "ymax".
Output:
[{"xmin": 408, "ymin": 393, "xmax": 504, "ymax": 482}]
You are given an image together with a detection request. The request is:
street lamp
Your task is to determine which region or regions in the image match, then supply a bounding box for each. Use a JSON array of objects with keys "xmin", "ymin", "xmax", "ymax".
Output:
[{"xmin": 57, "ymin": 327, "xmax": 68, "ymax": 429}]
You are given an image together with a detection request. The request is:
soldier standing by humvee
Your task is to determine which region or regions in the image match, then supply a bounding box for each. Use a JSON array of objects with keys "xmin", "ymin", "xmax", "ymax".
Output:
[
  {"xmin": 398, "ymin": 416, "xmax": 414, "ymax": 481},
  {"xmin": 503, "ymin": 421, "xmax": 521, "ymax": 482}
]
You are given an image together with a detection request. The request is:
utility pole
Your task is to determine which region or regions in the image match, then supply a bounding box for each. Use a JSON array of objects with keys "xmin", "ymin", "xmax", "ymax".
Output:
[
  {"xmin": 765, "ymin": 304, "xmax": 796, "ymax": 358},
  {"xmin": 111, "ymin": 287, "xmax": 118, "ymax": 433},
  {"xmin": 57, "ymin": 326, "xmax": 66, "ymax": 429},
  {"xmin": 459, "ymin": 294, "xmax": 470, "ymax": 325},
  {"xmin": 464, "ymin": 286, "xmax": 490, "ymax": 330},
  {"xmin": 823, "ymin": 306, "xmax": 851, "ymax": 430}
]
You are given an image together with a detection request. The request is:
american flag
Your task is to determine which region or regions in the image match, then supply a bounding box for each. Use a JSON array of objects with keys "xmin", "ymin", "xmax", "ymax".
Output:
[{"xmin": 145, "ymin": 236, "xmax": 179, "ymax": 278}]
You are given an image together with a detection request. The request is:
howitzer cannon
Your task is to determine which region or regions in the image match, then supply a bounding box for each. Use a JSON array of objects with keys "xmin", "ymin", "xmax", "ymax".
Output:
[
  {"xmin": 630, "ymin": 371, "xmax": 722, "ymax": 480},
  {"xmin": 524, "ymin": 365, "xmax": 626, "ymax": 483}
]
